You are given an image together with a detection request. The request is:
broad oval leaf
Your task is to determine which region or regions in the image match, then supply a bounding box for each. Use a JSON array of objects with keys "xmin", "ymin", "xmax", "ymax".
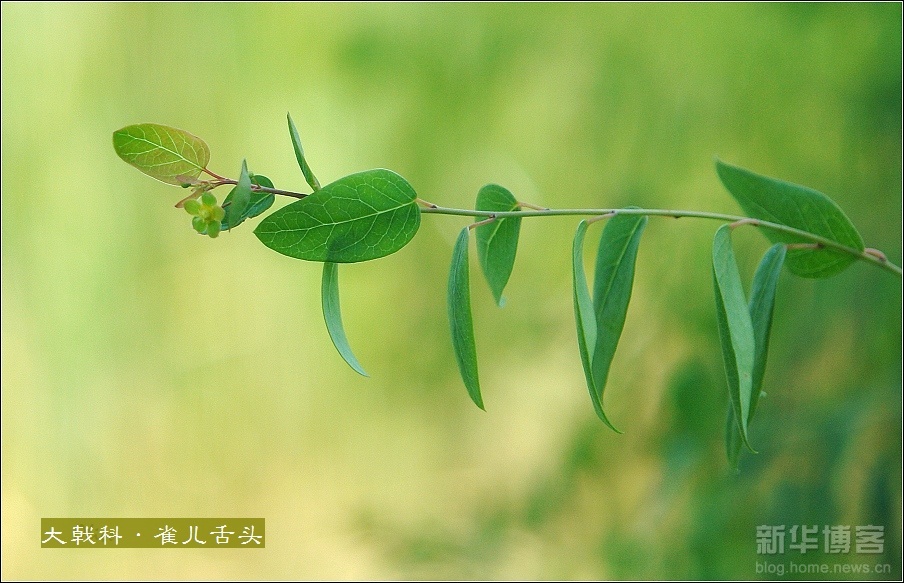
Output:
[
  {"xmin": 726, "ymin": 243, "xmax": 786, "ymax": 469},
  {"xmin": 322, "ymin": 262, "xmax": 368, "ymax": 377},
  {"xmin": 712, "ymin": 225, "xmax": 756, "ymax": 451},
  {"xmin": 288, "ymin": 113, "xmax": 321, "ymax": 191},
  {"xmin": 221, "ymin": 174, "xmax": 276, "ymax": 230},
  {"xmin": 716, "ymin": 159, "xmax": 864, "ymax": 278},
  {"xmin": 591, "ymin": 213, "xmax": 647, "ymax": 421},
  {"xmin": 572, "ymin": 220, "xmax": 620, "ymax": 432},
  {"xmin": 475, "ymin": 184, "xmax": 522, "ymax": 306},
  {"xmin": 448, "ymin": 227, "xmax": 483, "ymax": 410},
  {"xmin": 113, "ymin": 123, "xmax": 210, "ymax": 185},
  {"xmin": 254, "ymin": 169, "xmax": 421, "ymax": 263}
]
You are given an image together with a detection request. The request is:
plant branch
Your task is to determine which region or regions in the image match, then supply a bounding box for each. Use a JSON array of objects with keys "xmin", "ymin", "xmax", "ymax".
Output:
[
  {"xmin": 421, "ymin": 205, "xmax": 903, "ymax": 277},
  {"xmin": 202, "ymin": 168, "xmax": 227, "ymax": 181},
  {"xmin": 213, "ymin": 178, "xmax": 308, "ymax": 199},
  {"xmin": 209, "ymin": 178, "xmax": 901, "ymax": 276}
]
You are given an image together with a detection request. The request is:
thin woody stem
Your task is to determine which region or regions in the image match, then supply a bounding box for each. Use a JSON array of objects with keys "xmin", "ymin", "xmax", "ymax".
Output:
[
  {"xmin": 212, "ymin": 178, "xmax": 308, "ymax": 199},
  {"xmin": 785, "ymin": 243, "xmax": 822, "ymax": 251},
  {"xmin": 468, "ymin": 216, "xmax": 497, "ymax": 230},
  {"xmin": 420, "ymin": 206, "xmax": 901, "ymax": 276},
  {"xmin": 202, "ymin": 168, "xmax": 227, "ymax": 181}
]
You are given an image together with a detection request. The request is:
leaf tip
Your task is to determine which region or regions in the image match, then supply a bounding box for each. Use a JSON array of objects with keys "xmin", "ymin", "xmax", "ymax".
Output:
[{"xmin": 596, "ymin": 409, "xmax": 623, "ymax": 434}]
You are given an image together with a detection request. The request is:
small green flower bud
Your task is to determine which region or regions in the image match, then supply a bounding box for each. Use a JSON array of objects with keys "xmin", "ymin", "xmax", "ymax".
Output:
[
  {"xmin": 210, "ymin": 205, "xmax": 226, "ymax": 222},
  {"xmin": 201, "ymin": 192, "xmax": 217, "ymax": 207},
  {"xmin": 206, "ymin": 220, "xmax": 221, "ymax": 238},
  {"xmin": 192, "ymin": 216, "xmax": 207, "ymax": 233},
  {"xmin": 183, "ymin": 199, "xmax": 202, "ymax": 216}
]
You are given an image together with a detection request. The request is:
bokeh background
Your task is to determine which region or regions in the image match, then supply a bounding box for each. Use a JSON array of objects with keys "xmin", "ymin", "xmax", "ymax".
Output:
[{"xmin": 2, "ymin": 3, "xmax": 901, "ymax": 580}]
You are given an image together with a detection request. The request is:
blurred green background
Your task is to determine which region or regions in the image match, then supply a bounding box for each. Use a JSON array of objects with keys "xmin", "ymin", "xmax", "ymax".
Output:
[{"xmin": 2, "ymin": 3, "xmax": 901, "ymax": 579}]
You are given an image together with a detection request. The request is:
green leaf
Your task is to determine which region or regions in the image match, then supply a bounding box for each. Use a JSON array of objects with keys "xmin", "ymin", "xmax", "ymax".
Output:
[
  {"xmin": 288, "ymin": 113, "xmax": 321, "ymax": 191},
  {"xmin": 226, "ymin": 160, "xmax": 253, "ymax": 229},
  {"xmin": 254, "ymin": 169, "xmax": 421, "ymax": 263},
  {"xmin": 591, "ymin": 213, "xmax": 647, "ymax": 420},
  {"xmin": 475, "ymin": 184, "xmax": 522, "ymax": 307},
  {"xmin": 725, "ymin": 405, "xmax": 743, "ymax": 472},
  {"xmin": 726, "ymin": 243, "xmax": 786, "ymax": 469},
  {"xmin": 221, "ymin": 173, "xmax": 276, "ymax": 230},
  {"xmin": 113, "ymin": 123, "xmax": 210, "ymax": 185},
  {"xmin": 572, "ymin": 220, "xmax": 620, "ymax": 432},
  {"xmin": 321, "ymin": 262, "xmax": 368, "ymax": 377},
  {"xmin": 712, "ymin": 225, "xmax": 756, "ymax": 451},
  {"xmin": 716, "ymin": 159, "xmax": 864, "ymax": 278},
  {"xmin": 448, "ymin": 227, "xmax": 483, "ymax": 410},
  {"xmin": 748, "ymin": 243, "xmax": 785, "ymax": 418}
]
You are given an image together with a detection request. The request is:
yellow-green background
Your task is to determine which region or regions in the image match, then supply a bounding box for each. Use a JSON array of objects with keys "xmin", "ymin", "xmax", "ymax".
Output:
[{"xmin": 2, "ymin": 3, "xmax": 901, "ymax": 579}]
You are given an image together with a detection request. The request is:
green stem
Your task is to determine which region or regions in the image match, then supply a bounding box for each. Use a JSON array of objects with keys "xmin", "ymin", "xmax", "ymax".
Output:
[
  {"xmin": 420, "ymin": 205, "xmax": 903, "ymax": 276},
  {"xmin": 213, "ymin": 178, "xmax": 308, "ymax": 199},
  {"xmin": 208, "ymin": 179, "xmax": 901, "ymax": 276}
]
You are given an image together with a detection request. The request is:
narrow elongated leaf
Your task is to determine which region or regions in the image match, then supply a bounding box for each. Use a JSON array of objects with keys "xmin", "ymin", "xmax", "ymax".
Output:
[
  {"xmin": 591, "ymin": 213, "xmax": 647, "ymax": 411},
  {"xmin": 254, "ymin": 169, "xmax": 421, "ymax": 263},
  {"xmin": 322, "ymin": 262, "xmax": 368, "ymax": 376},
  {"xmin": 725, "ymin": 405, "xmax": 742, "ymax": 472},
  {"xmin": 288, "ymin": 113, "xmax": 321, "ymax": 191},
  {"xmin": 572, "ymin": 220, "xmax": 620, "ymax": 432},
  {"xmin": 712, "ymin": 225, "xmax": 756, "ymax": 450},
  {"xmin": 227, "ymin": 160, "xmax": 253, "ymax": 229},
  {"xmin": 113, "ymin": 123, "xmax": 210, "ymax": 185},
  {"xmin": 448, "ymin": 227, "xmax": 483, "ymax": 409},
  {"xmin": 221, "ymin": 174, "xmax": 276, "ymax": 230},
  {"xmin": 475, "ymin": 184, "xmax": 522, "ymax": 307},
  {"xmin": 726, "ymin": 243, "xmax": 786, "ymax": 469},
  {"xmin": 716, "ymin": 159, "xmax": 864, "ymax": 278},
  {"xmin": 747, "ymin": 244, "xmax": 785, "ymax": 416}
]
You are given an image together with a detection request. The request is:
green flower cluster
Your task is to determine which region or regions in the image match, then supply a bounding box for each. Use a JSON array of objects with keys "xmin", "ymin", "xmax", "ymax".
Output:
[{"xmin": 183, "ymin": 192, "xmax": 225, "ymax": 238}]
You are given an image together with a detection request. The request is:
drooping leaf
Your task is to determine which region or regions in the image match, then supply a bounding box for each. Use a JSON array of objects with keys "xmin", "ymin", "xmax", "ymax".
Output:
[
  {"xmin": 747, "ymin": 243, "xmax": 785, "ymax": 417},
  {"xmin": 716, "ymin": 159, "xmax": 864, "ymax": 278},
  {"xmin": 726, "ymin": 243, "xmax": 786, "ymax": 469},
  {"xmin": 591, "ymin": 213, "xmax": 647, "ymax": 415},
  {"xmin": 288, "ymin": 113, "xmax": 321, "ymax": 191},
  {"xmin": 113, "ymin": 123, "xmax": 210, "ymax": 185},
  {"xmin": 712, "ymin": 225, "xmax": 756, "ymax": 450},
  {"xmin": 227, "ymin": 160, "xmax": 253, "ymax": 229},
  {"xmin": 572, "ymin": 220, "xmax": 620, "ymax": 432},
  {"xmin": 475, "ymin": 184, "xmax": 522, "ymax": 307},
  {"xmin": 322, "ymin": 262, "xmax": 368, "ymax": 377},
  {"xmin": 448, "ymin": 227, "xmax": 483, "ymax": 410},
  {"xmin": 254, "ymin": 169, "xmax": 421, "ymax": 263},
  {"xmin": 221, "ymin": 174, "xmax": 276, "ymax": 230}
]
